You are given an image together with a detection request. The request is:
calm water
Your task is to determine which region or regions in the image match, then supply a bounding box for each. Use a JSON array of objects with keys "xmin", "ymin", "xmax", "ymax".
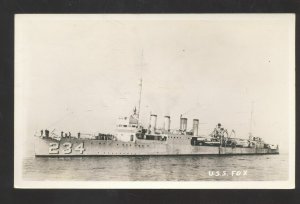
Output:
[{"xmin": 23, "ymin": 154, "xmax": 288, "ymax": 181}]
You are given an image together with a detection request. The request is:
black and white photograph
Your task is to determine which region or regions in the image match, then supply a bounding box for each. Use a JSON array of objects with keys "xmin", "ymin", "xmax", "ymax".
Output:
[{"xmin": 14, "ymin": 14, "xmax": 295, "ymax": 189}]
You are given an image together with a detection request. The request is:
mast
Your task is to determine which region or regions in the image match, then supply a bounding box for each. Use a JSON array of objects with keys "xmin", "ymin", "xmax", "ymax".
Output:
[
  {"xmin": 137, "ymin": 50, "xmax": 145, "ymax": 125},
  {"xmin": 249, "ymin": 101, "xmax": 254, "ymax": 136},
  {"xmin": 137, "ymin": 78, "xmax": 143, "ymax": 120}
]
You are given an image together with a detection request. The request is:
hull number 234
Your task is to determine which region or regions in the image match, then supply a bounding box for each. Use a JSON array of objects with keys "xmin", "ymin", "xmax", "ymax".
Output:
[{"xmin": 49, "ymin": 142, "xmax": 85, "ymax": 154}]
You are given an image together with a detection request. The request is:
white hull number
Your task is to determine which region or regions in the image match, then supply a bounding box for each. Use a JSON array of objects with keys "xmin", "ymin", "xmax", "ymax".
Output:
[{"xmin": 49, "ymin": 142, "xmax": 85, "ymax": 154}]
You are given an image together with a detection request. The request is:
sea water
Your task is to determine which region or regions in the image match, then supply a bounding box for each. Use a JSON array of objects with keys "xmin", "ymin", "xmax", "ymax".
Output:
[{"xmin": 23, "ymin": 154, "xmax": 288, "ymax": 181}]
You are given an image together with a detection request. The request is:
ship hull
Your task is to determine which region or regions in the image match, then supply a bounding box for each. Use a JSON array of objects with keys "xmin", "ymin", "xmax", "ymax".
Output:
[{"xmin": 34, "ymin": 137, "xmax": 279, "ymax": 157}]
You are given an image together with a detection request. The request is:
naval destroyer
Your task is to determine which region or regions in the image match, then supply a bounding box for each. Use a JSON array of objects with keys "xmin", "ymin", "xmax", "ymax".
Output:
[{"xmin": 34, "ymin": 78, "xmax": 279, "ymax": 157}]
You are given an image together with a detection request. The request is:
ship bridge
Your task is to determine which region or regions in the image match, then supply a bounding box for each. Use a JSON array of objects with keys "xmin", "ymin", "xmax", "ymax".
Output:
[{"xmin": 115, "ymin": 111, "xmax": 139, "ymax": 142}]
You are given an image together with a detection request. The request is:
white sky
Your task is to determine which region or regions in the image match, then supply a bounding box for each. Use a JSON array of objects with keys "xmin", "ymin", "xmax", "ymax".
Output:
[{"xmin": 15, "ymin": 14, "xmax": 294, "ymax": 154}]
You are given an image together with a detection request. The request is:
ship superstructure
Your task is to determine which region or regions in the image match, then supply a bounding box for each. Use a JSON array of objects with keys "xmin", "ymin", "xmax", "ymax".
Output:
[{"xmin": 35, "ymin": 105, "xmax": 279, "ymax": 156}]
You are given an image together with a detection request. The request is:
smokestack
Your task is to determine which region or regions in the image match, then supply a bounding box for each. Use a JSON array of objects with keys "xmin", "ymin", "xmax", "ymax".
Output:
[
  {"xmin": 180, "ymin": 117, "xmax": 188, "ymax": 132},
  {"xmin": 150, "ymin": 114, "xmax": 157, "ymax": 131},
  {"xmin": 164, "ymin": 116, "xmax": 171, "ymax": 132},
  {"xmin": 193, "ymin": 119, "xmax": 199, "ymax": 136}
]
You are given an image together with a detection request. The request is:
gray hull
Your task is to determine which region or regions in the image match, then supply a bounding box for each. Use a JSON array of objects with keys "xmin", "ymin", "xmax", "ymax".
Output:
[{"xmin": 34, "ymin": 136, "xmax": 279, "ymax": 156}]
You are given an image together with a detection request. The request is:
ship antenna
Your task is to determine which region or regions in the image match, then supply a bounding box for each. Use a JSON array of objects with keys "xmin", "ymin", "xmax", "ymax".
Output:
[{"xmin": 249, "ymin": 101, "xmax": 254, "ymax": 136}]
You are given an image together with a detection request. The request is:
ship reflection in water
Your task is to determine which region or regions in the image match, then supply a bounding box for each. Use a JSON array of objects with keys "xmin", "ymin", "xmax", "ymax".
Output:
[{"xmin": 23, "ymin": 154, "xmax": 288, "ymax": 181}]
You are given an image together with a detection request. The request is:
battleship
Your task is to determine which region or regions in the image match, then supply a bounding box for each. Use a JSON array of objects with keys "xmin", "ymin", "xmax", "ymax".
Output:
[{"xmin": 34, "ymin": 78, "xmax": 279, "ymax": 157}]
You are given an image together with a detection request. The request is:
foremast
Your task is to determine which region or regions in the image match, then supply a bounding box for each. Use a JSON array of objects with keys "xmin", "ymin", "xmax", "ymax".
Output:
[{"xmin": 137, "ymin": 50, "xmax": 145, "ymax": 127}]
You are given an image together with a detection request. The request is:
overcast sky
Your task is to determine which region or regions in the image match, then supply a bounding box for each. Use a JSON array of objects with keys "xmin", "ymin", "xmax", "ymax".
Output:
[{"xmin": 15, "ymin": 14, "xmax": 294, "ymax": 154}]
